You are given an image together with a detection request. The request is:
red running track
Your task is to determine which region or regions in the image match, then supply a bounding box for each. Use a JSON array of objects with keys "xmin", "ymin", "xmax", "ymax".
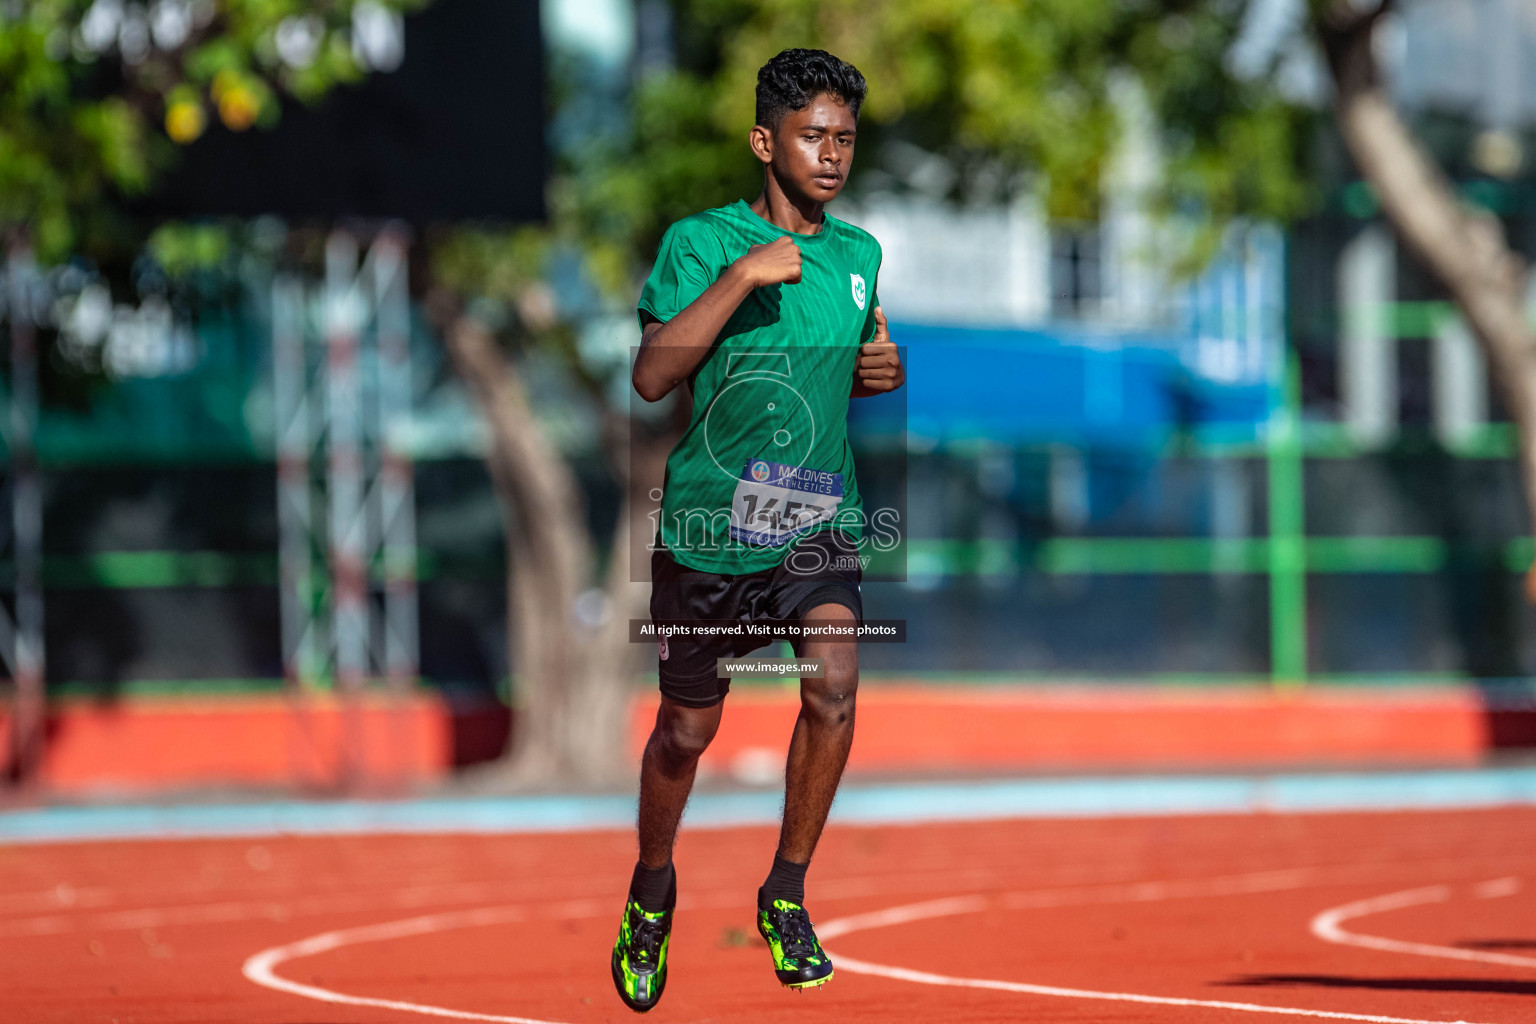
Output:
[{"xmin": 2, "ymin": 808, "xmax": 1536, "ymax": 1023}]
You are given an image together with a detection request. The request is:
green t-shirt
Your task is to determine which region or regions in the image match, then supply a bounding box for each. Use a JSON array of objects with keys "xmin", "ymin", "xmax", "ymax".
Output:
[{"xmin": 638, "ymin": 199, "xmax": 882, "ymax": 574}]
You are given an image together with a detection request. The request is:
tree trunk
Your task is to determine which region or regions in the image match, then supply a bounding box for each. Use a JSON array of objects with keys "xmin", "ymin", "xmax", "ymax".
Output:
[
  {"xmin": 442, "ymin": 314, "xmax": 650, "ymax": 785},
  {"xmin": 1315, "ymin": 0, "xmax": 1536, "ymax": 602}
]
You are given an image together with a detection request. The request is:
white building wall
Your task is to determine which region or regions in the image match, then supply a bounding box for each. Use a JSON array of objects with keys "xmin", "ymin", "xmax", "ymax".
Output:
[{"xmin": 834, "ymin": 198, "xmax": 1050, "ymax": 327}]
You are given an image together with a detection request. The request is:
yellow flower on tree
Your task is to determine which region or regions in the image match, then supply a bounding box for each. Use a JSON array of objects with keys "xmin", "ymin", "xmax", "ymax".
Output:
[
  {"xmin": 164, "ymin": 99, "xmax": 206, "ymax": 144},
  {"xmin": 217, "ymin": 83, "xmax": 261, "ymax": 131}
]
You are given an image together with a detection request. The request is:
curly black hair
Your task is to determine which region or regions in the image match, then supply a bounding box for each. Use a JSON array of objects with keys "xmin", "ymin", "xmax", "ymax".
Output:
[{"xmin": 755, "ymin": 48, "xmax": 867, "ymax": 131}]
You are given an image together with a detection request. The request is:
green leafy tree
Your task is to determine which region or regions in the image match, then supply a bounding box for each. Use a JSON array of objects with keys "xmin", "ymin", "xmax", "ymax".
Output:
[
  {"xmin": 589, "ymin": 0, "xmax": 1312, "ymax": 268},
  {"xmin": 0, "ymin": 0, "xmax": 417, "ymax": 787},
  {"xmin": 0, "ymin": 0, "xmax": 424, "ymax": 260}
]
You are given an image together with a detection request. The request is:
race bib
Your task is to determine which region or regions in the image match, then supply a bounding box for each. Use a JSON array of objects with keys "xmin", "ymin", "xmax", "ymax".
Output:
[{"xmin": 729, "ymin": 458, "xmax": 843, "ymax": 547}]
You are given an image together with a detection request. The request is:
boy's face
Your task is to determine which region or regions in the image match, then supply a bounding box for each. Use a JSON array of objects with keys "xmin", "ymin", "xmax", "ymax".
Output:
[{"xmin": 759, "ymin": 93, "xmax": 858, "ymax": 203}]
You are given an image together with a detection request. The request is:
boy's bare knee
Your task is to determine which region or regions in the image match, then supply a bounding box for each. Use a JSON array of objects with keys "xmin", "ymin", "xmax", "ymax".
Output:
[
  {"xmin": 801, "ymin": 665, "xmax": 858, "ymax": 727},
  {"xmin": 653, "ymin": 701, "xmax": 721, "ymax": 763}
]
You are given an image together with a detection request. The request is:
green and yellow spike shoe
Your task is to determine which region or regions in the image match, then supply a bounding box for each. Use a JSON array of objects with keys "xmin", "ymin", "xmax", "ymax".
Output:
[
  {"xmin": 756, "ymin": 896, "xmax": 834, "ymax": 989},
  {"xmin": 611, "ymin": 896, "xmax": 671, "ymax": 1013}
]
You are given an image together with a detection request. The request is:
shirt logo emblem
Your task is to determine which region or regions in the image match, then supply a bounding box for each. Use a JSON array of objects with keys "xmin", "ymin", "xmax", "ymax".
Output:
[
  {"xmin": 750, "ymin": 460, "xmax": 770, "ymax": 482},
  {"xmin": 850, "ymin": 273, "xmax": 867, "ymax": 310}
]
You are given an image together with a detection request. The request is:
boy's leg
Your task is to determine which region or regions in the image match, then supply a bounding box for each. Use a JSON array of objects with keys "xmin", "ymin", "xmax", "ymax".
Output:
[
  {"xmin": 776, "ymin": 601, "xmax": 859, "ymax": 867},
  {"xmin": 613, "ymin": 692, "xmax": 724, "ymax": 1013},
  {"xmin": 638, "ymin": 695, "xmax": 724, "ymax": 870},
  {"xmin": 755, "ymin": 600, "xmax": 856, "ymax": 989},
  {"xmin": 615, "ymin": 530, "xmax": 736, "ymax": 1012}
]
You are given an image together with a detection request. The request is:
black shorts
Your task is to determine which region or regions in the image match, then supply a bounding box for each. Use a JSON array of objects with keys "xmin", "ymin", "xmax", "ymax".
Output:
[{"xmin": 649, "ymin": 528, "xmax": 864, "ymax": 708}]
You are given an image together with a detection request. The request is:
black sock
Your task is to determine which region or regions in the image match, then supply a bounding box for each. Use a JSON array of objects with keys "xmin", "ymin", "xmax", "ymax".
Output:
[
  {"xmin": 759, "ymin": 853, "xmax": 809, "ymax": 909},
  {"xmin": 629, "ymin": 859, "xmax": 676, "ymax": 914}
]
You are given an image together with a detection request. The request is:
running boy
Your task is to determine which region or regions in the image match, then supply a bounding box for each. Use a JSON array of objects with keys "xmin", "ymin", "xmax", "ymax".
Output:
[{"xmin": 611, "ymin": 48, "xmax": 903, "ymax": 1012}]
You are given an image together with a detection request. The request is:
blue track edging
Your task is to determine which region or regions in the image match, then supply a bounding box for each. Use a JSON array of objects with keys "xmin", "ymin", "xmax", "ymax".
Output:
[{"xmin": 3, "ymin": 767, "xmax": 1536, "ymax": 844}]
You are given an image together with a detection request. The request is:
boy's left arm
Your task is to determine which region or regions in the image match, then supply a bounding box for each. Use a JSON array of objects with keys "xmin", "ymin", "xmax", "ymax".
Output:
[{"xmin": 851, "ymin": 306, "xmax": 904, "ymax": 396}]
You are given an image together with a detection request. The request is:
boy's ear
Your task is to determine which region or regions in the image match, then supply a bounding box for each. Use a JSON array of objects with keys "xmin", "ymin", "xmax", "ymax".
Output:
[{"xmin": 748, "ymin": 124, "xmax": 773, "ymax": 164}]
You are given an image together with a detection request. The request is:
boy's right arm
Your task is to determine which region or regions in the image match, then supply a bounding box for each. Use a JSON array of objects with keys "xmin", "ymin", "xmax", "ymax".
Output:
[{"xmin": 632, "ymin": 235, "xmax": 802, "ymax": 402}]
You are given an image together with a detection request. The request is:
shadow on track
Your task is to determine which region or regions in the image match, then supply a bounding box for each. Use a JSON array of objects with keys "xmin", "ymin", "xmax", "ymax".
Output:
[{"xmin": 1221, "ymin": 974, "xmax": 1536, "ymax": 996}]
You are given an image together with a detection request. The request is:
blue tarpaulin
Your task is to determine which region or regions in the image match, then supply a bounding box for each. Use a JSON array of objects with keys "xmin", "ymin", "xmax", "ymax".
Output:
[{"xmin": 849, "ymin": 321, "xmax": 1275, "ymax": 448}]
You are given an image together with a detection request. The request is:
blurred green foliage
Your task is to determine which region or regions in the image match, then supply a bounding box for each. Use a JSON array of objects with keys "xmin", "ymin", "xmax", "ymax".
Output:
[
  {"xmin": 3, "ymin": 1, "xmax": 1315, "ymax": 359},
  {"xmin": 0, "ymin": 0, "xmax": 424, "ymax": 262},
  {"xmin": 600, "ymin": 0, "xmax": 1312, "ymax": 285},
  {"xmin": 422, "ymin": 1, "xmax": 1320, "ymax": 419}
]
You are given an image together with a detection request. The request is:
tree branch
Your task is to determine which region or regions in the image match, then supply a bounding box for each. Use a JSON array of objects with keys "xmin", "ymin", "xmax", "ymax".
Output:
[
  {"xmin": 1314, "ymin": 3, "xmax": 1536, "ymax": 600},
  {"xmin": 1314, "ymin": 0, "xmax": 1395, "ymax": 38}
]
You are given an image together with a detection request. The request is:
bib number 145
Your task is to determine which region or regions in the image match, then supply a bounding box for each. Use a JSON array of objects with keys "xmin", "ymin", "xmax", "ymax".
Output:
[{"xmin": 729, "ymin": 458, "xmax": 843, "ymax": 547}]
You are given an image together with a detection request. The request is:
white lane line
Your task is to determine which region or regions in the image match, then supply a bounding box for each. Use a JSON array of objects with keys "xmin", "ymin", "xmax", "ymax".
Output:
[
  {"xmin": 820, "ymin": 874, "xmax": 1501, "ymax": 1024},
  {"xmin": 818, "ymin": 869, "xmax": 1320, "ymax": 941},
  {"xmin": 242, "ymin": 891, "xmax": 744, "ymax": 1023},
  {"xmin": 832, "ymin": 954, "xmax": 1489, "ymax": 1024},
  {"xmin": 1311, "ymin": 880, "xmax": 1536, "ymax": 969},
  {"xmin": 241, "ymin": 867, "xmax": 1520, "ymax": 1024},
  {"xmin": 999, "ymin": 868, "xmax": 1319, "ymax": 911},
  {"xmin": 0, "ymin": 878, "xmax": 591, "ymax": 938},
  {"xmin": 817, "ymin": 896, "xmax": 989, "ymax": 939},
  {"xmin": 4, "ymin": 865, "xmax": 1011, "ymax": 939},
  {"xmin": 0, "ymin": 883, "xmax": 116, "ymax": 915},
  {"xmin": 1473, "ymin": 878, "xmax": 1521, "ymax": 900},
  {"xmin": 10, "ymin": 852, "xmax": 1514, "ymax": 938},
  {"xmin": 243, "ymin": 905, "xmax": 567, "ymax": 1024}
]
